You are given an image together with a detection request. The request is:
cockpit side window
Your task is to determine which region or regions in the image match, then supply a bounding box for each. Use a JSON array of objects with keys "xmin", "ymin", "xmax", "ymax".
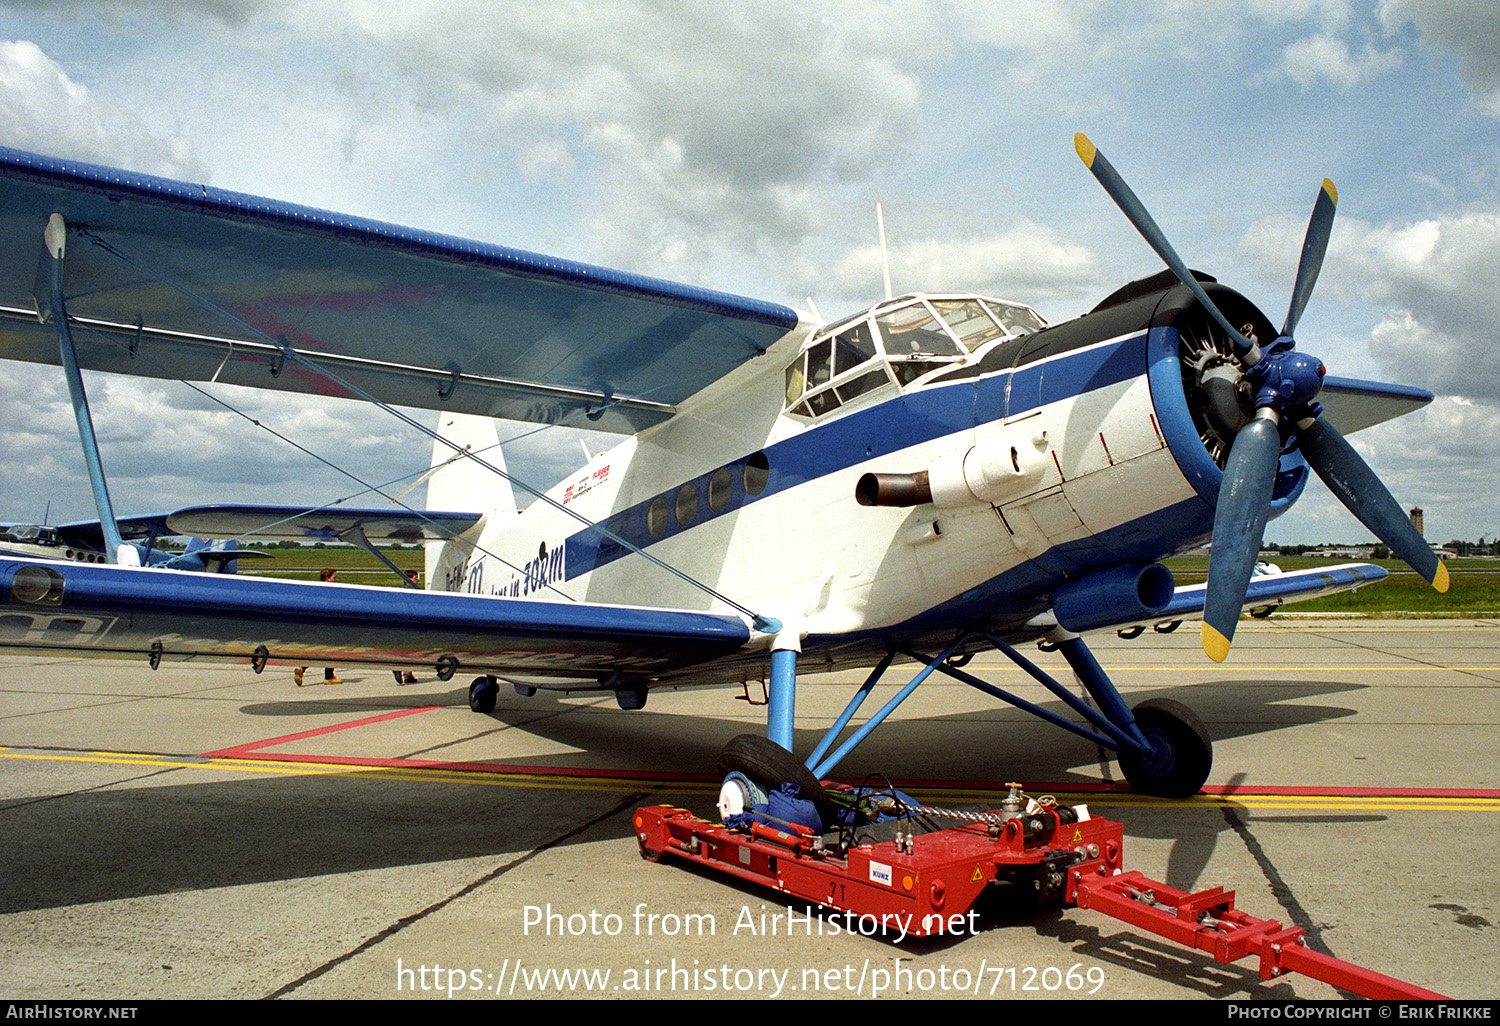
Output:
[
  {"xmin": 783, "ymin": 317, "xmax": 891, "ymax": 419},
  {"xmin": 806, "ymin": 337, "xmax": 835, "ymax": 389},
  {"xmin": 784, "ymin": 353, "xmax": 805, "ymax": 405},
  {"xmin": 832, "ymin": 322, "xmax": 876, "ymax": 374}
]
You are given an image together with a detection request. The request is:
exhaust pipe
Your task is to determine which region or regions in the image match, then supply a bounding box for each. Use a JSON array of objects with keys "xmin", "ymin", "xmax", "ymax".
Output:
[{"xmin": 856, "ymin": 472, "xmax": 931, "ymax": 507}]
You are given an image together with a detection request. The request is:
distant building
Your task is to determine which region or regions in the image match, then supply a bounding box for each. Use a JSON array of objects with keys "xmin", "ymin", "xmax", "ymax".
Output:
[
  {"xmin": 1410, "ymin": 506, "xmax": 1424, "ymax": 538},
  {"xmin": 1309, "ymin": 544, "xmax": 1379, "ymax": 559}
]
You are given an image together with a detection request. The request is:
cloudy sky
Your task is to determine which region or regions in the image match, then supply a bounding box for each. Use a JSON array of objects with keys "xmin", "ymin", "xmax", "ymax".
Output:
[{"xmin": 0, "ymin": 0, "xmax": 1495, "ymax": 548}]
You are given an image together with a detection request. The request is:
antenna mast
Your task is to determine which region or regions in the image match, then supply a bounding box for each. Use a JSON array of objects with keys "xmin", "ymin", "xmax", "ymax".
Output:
[{"xmin": 876, "ymin": 202, "xmax": 893, "ymax": 300}]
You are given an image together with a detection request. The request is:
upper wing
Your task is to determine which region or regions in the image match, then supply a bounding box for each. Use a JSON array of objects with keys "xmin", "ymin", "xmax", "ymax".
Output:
[
  {"xmin": 0, "ymin": 148, "xmax": 803, "ymax": 434},
  {"xmin": 0, "ymin": 556, "xmax": 750, "ymax": 679}
]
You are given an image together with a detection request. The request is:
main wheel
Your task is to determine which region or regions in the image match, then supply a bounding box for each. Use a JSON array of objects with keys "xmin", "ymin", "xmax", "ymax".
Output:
[
  {"xmin": 468, "ymin": 676, "xmax": 499, "ymax": 714},
  {"xmin": 715, "ymin": 734, "xmax": 836, "ymax": 825},
  {"xmin": 1117, "ymin": 698, "xmax": 1212, "ymax": 797}
]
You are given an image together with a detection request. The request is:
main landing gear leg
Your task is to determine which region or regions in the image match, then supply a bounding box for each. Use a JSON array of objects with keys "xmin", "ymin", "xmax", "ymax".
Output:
[
  {"xmin": 906, "ymin": 629, "xmax": 1212, "ymax": 798},
  {"xmin": 766, "ymin": 636, "xmax": 798, "ymax": 753},
  {"xmin": 1046, "ymin": 627, "xmax": 1212, "ymax": 797},
  {"xmin": 717, "ymin": 630, "xmax": 840, "ymax": 827}
]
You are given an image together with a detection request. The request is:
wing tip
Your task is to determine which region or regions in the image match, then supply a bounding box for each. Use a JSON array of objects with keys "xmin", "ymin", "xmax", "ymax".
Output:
[
  {"xmin": 1322, "ymin": 177, "xmax": 1338, "ymax": 205},
  {"xmin": 1201, "ymin": 622, "xmax": 1231, "ymax": 663},
  {"xmin": 1433, "ymin": 560, "xmax": 1450, "ymax": 594}
]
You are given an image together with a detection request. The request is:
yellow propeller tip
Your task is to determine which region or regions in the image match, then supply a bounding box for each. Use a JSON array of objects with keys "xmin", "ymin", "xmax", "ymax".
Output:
[
  {"xmin": 1201, "ymin": 623, "xmax": 1231, "ymax": 663},
  {"xmin": 1074, "ymin": 132, "xmax": 1097, "ymax": 167},
  {"xmin": 1434, "ymin": 560, "xmax": 1450, "ymax": 594},
  {"xmin": 1322, "ymin": 178, "xmax": 1338, "ymax": 205}
]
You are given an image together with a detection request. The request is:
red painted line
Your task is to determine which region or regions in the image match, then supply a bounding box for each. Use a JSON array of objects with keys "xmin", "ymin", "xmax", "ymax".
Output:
[
  {"xmin": 200, "ymin": 709, "xmax": 1500, "ymax": 798},
  {"xmin": 194, "ymin": 741, "xmax": 1500, "ymax": 800},
  {"xmin": 203, "ymin": 706, "xmax": 443, "ymax": 758},
  {"xmin": 218, "ymin": 749, "xmax": 721, "ymax": 781}
]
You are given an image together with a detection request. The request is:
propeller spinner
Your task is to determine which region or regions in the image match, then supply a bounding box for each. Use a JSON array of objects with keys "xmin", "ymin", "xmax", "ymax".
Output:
[{"xmin": 1074, "ymin": 133, "xmax": 1448, "ymax": 662}]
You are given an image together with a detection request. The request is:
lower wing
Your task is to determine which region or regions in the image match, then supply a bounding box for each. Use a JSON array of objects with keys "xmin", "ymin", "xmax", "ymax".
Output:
[
  {"xmin": 0, "ymin": 557, "xmax": 749, "ymax": 679},
  {"xmin": 1110, "ymin": 562, "xmax": 1388, "ymax": 635}
]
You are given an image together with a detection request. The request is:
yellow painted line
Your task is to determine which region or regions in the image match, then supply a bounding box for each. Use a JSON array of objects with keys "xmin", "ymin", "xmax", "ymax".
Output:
[
  {"xmin": 1101, "ymin": 666, "xmax": 1500, "ymax": 673},
  {"xmin": 936, "ymin": 665, "xmax": 1500, "ymax": 674},
  {"xmin": 0, "ymin": 747, "xmax": 707, "ymax": 794},
  {"xmin": 5, "ymin": 749, "xmax": 1495, "ymax": 810}
]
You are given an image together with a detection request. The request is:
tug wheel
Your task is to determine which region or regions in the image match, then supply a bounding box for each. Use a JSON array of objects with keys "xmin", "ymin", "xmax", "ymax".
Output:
[
  {"xmin": 1117, "ymin": 699, "xmax": 1212, "ymax": 798},
  {"xmin": 716, "ymin": 734, "xmax": 836, "ymax": 824},
  {"xmin": 467, "ymin": 676, "xmax": 499, "ymax": 714}
]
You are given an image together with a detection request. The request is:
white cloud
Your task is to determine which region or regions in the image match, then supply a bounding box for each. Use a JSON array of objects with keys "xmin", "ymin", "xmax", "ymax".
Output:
[
  {"xmin": 266, "ymin": 0, "xmax": 926, "ymax": 264},
  {"xmin": 1239, "ymin": 206, "xmax": 1500, "ymax": 399},
  {"xmin": 1280, "ymin": 32, "xmax": 1402, "ymax": 88},
  {"xmin": 1381, "ymin": 0, "xmax": 1500, "ymax": 116},
  {"xmin": 799, "ymin": 220, "xmax": 1101, "ymax": 311},
  {"xmin": 0, "ymin": 40, "xmax": 205, "ymax": 177},
  {"xmin": 1337, "ymin": 211, "xmax": 1500, "ymax": 396}
]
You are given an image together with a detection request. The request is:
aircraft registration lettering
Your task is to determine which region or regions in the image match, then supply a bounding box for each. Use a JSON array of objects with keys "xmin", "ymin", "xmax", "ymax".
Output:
[
  {"xmin": 0, "ymin": 611, "xmax": 116, "ymax": 645},
  {"xmin": 461, "ymin": 544, "xmax": 567, "ymax": 598}
]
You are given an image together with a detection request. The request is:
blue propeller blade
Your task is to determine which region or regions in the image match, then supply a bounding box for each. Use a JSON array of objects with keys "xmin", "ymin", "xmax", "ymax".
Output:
[
  {"xmin": 1283, "ymin": 179, "xmax": 1338, "ymax": 338},
  {"xmin": 1075, "ymin": 133, "xmax": 1259, "ymax": 358},
  {"xmin": 1298, "ymin": 417, "xmax": 1450, "ymax": 593},
  {"xmin": 1202, "ymin": 413, "xmax": 1283, "ymax": 661}
]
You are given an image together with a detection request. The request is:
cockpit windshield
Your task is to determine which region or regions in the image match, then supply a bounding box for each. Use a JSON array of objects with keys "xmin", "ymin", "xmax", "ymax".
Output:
[{"xmin": 784, "ymin": 293, "xmax": 1045, "ymax": 419}]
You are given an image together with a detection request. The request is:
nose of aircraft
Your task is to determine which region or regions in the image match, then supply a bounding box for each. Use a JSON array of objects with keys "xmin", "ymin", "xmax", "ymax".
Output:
[{"xmin": 1074, "ymin": 133, "xmax": 1447, "ymax": 661}]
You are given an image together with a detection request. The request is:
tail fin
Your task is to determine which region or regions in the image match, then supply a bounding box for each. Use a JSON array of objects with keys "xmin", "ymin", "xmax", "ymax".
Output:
[{"xmin": 426, "ymin": 413, "xmax": 515, "ymax": 589}]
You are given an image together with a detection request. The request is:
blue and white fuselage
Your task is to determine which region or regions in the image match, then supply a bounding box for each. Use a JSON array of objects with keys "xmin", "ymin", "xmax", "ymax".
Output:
[{"xmin": 430, "ymin": 279, "xmax": 1306, "ymax": 687}]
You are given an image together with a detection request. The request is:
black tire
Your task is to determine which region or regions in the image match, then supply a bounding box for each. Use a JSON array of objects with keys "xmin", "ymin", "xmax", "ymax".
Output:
[
  {"xmin": 1117, "ymin": 698, "xmax": 1212, "ymax": 798},
  {"xmin": 468, "ymin": 676, "xmax": 498, "ymax": 714},
  {"xmin": 716, "ymin": 734, "xmax": 835, "ymax": 825}
]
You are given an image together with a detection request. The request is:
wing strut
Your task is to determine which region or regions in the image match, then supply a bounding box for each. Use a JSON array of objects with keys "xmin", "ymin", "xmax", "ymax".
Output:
[
  {"xmin": 339, "ymin": 524, "xmax": 420, "ymax": 588},
  {"xmin": 37, "ymin": 214, "xmax": 135, "ymax": 566}
]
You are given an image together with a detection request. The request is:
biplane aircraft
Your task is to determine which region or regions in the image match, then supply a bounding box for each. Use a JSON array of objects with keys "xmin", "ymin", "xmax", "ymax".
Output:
[{"xmin": 0, "ymin": 134, "xmax": 1445, "ymax": 801}]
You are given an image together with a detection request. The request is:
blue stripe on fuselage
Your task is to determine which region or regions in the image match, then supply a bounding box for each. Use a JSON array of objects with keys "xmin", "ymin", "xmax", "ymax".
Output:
[{"xmin": 558, "ymin": 330, "xmax": 1154, "ymax": 579}]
